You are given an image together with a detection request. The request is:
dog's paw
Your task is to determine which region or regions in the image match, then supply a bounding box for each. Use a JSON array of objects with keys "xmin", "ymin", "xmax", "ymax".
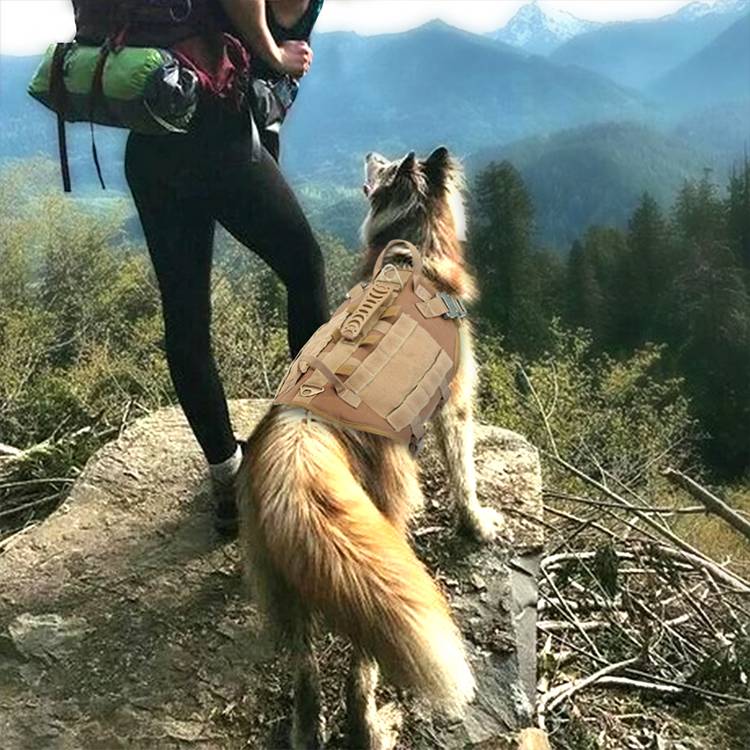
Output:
[
  {"xmin": 463, "ymin": 504, "xmax": 506, "ymax": 543},
  {"xmin": 374, "ymin": 702, "xmax": 403, "ymax": 750}
]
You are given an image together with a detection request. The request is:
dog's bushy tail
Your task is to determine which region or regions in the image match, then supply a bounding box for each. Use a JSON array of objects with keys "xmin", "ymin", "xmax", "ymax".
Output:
[{"xmin": 239, "ymin": 407, "xmax": 475, "ymax": 714}]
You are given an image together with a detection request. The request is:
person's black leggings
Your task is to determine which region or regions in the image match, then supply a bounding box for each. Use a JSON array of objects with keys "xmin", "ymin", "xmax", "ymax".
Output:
[{"xmin": 125, "ymin": 100, "xmax": 329, "ymax": 465}]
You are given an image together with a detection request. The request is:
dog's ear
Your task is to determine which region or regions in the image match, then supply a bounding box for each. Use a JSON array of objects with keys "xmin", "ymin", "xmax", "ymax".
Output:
[
  {"xmin": 424, "ymin": 146, "xmax": 451, "ymax": 187},
  {"xmin": 396, "ymin": 152, "xmax": 416, "ymax": 179}
]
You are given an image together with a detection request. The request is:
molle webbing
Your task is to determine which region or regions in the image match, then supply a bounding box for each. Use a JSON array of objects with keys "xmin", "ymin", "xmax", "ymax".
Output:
[{"xmin": 273, "ymin": 241, "xmax": 466, "ymax": 454}]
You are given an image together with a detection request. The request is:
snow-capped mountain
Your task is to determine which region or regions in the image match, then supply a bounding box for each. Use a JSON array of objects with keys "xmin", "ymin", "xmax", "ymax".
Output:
[
  {"xmin": 489, "ymin": 1, "xmax": 600, "ymax": 55},
  {"xmin": 670, "ymin": 0, "xmax": 750, "ymax": 21}
]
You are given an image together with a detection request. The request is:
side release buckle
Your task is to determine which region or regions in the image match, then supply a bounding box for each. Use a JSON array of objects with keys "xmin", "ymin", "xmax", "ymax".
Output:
[{"xmin": 438, "ymin": 292, "xmax": 467, "ymax": 320}]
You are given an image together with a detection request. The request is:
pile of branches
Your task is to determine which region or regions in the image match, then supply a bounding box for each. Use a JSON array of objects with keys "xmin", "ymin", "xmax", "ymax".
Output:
[{"xmin": 535, "ymin": 456, "xmax": 750, "ymax": 748}]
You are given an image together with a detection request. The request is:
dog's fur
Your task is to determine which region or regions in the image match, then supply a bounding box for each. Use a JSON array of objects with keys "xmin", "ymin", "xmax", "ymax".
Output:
[{"xmin": 237, "ymin": 148, "xmax": 505, "ymax": 750}]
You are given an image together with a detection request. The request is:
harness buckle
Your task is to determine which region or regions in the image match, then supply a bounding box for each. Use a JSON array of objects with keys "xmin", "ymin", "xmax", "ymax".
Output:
[{"xmin": 438, "ymin": 292, "xmax": 467, "ymax": 320}]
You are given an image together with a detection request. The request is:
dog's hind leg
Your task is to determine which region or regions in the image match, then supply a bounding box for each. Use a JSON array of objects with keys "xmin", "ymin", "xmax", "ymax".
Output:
[
  {"xmin": 290, "ymin": 614, "xmax": 324, "ymax": 750},
  {"xmin": 345, "ymin": 652, "xmax": 402, "ymax": 750}
]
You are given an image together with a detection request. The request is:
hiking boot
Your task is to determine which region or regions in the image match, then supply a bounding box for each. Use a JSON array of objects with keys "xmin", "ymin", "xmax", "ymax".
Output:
[{"xmin": 210, "ymin": 441, "xmax": 246, "ymax": 539}]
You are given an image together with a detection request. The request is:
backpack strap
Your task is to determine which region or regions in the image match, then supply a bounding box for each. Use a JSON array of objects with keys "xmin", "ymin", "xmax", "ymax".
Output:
[
  {"xmin": 88, "ymin": 44, "xmax": 110, "ymax": 190},
  {"xmin": 50, "ymin": 43, "xmax": 72, "ymax": 193}
]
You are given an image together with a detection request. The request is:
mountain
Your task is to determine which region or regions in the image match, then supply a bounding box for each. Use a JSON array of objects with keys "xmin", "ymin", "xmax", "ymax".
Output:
[
  {"xmin": 551, "ymin": 0, "xmax": 749, "ymax": 89},
  {"xmin": 467, "ymin": 122, "xmax": 724, "ymax": 249},
  {"xmin": 671, "ymin": 0, "xmax": 750, "ymax": 20},
  {"xmin": 673, "ymin": 100, "xmax": 750, "ymax": 156},
  {"xmin": 282, "ymin": 21, "xmax": 648, "ymax": 183},
  {"xmin": 651, "ymin": 12, "xmax": 750, "ymax": 113},
  {"xmin": 488, "ymin": 1, "xmax": 600, "ymax": 55}
]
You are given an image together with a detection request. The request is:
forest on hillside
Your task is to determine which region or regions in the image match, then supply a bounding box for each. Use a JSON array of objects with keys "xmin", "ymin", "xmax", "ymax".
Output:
[{"xmin": 470, "ymin": 158, "xmax": 750, "ymax": 480}]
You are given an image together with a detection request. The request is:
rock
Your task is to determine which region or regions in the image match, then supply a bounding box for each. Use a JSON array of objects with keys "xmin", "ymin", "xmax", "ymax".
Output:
[
  {"xmin": 8, "ymin": 613, "xmax": 92, "ymax": 663},
  {"xmin": 0, "ymin": 400, "xmax": 544, "ymax": 749}
]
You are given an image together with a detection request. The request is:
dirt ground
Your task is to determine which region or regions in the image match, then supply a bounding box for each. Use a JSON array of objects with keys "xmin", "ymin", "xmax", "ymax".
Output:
[{"xmin": 0, "ymin": 400, "xmax": 545, "ymax": 749}]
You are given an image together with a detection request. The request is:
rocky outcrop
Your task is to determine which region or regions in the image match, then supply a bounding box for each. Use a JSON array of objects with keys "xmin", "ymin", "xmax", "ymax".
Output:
[{"xmin": 0, "ymin": 400, "xmax": 544, "ymax": 749}]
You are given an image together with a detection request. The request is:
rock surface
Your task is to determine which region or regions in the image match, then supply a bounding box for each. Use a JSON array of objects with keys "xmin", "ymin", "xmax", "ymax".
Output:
[{"xmin": 0, "ymin": 400, "xmax": 544, "ymax": 749}]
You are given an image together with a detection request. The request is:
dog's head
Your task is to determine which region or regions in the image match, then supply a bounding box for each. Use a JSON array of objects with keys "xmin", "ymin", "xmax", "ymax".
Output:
[
  {"xmin": 361, "ymin": 147, "xmax": 466, "ymax": 250},
  {"xmin": 360, "ymin": 148, "xmax": 474, "ymax": 298}
]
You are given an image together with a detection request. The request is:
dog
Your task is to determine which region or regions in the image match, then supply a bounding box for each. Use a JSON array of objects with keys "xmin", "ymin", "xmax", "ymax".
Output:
[{"xmin": 237, "ymin": 147, "xmax": 505, "ymax": 749}]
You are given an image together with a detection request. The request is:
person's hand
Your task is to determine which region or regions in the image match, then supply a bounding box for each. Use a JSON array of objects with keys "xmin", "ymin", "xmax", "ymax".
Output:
[{"xmin": 275, "ymin": 40, "xmax": 313, "ymax": 78}]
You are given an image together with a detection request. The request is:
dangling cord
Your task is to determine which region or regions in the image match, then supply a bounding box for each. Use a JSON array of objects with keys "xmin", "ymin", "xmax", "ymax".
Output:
[
  {"xmin": 89, "ymin": 121, "xmax": 106, "ymax": 190},
  {"xmin": 57, "ymin": 114, "xmax": 72, "ymax": 193}
]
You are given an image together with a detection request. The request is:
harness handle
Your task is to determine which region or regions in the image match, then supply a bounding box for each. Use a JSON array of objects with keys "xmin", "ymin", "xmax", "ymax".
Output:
[{"xmin": 372, "ymin": 240, "xmax": 423, "ymax": 290}]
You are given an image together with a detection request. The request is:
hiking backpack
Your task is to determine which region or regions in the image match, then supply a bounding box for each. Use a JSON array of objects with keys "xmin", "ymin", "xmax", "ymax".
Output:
[
  {"xmin": 274, "ymin": 241, "xmax": 468, "ymax": 455},
  {"xmin": 28, "ymin": 0, "xmax": 249, "ymax": 191}
]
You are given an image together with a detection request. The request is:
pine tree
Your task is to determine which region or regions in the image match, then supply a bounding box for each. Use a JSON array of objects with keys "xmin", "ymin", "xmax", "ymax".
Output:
[
  {"xmin": 621, "ymin": 192, "xmax": 672, "ymax": 348},
  {"xmin": 469, "ymin": 161, "xmax": 548, "ymax": 355},
  {"xmin": 727, "ymin": 157, "xmax": 750, "ymax": 274},
  {"xmin": 564, "ymin": 227, "xmax": 625, "ymax": 350},
  {"xmin": 668, "ymin": 172, "xmax": 750, "ymax": 475}
]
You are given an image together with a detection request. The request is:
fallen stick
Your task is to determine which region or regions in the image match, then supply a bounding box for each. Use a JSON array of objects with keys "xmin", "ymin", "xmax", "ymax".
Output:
[
  {"xmin": 662, "ymin": 467, "xmax": 750, "ymax": 542},
  {"xmin": 593, "ymin": 676, "xmax": 682, "ymax": 693},
  {"xmin": 0, "ymin": 493, "xmax": 62, "ymax": 520},
  {"xmin": 651, "ymin": 544, "xmax": 749, "ymax": 593},
  {"xmin": 538, "ymin": 619, "xmax": 606, "ymax": 633},
  {"xmin": 0, "ymin": 442, "xmax": 22, "ymax": 457},
  {"xmin": 545, "ymin": 490, "xmax": 705, "ymax": 515},
  {"xmin": 538, "ymin": 657, "xmax": 638, "ymax": 728}
]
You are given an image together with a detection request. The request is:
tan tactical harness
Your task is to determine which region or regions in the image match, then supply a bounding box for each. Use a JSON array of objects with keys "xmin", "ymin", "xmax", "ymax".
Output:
[{"xmin": 273, "ymin": 241, "xmax": 467, "ymax": 454}]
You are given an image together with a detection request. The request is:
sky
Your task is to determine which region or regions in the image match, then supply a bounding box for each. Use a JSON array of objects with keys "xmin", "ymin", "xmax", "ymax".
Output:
[{"xmin": 0, "ymin": 0, "xmax": 696, "ymax": 55}]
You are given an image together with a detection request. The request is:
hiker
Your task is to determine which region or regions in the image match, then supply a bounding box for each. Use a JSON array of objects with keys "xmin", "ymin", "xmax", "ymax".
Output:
[{"xmin": 124, "ymin": 0, "xmax": 329, "ymax": 535}]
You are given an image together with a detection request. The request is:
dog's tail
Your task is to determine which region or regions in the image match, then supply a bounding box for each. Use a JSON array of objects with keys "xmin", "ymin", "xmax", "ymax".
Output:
[{"xmin": 239, "ymin": 407, "xmax": 475, "ymax": 714}]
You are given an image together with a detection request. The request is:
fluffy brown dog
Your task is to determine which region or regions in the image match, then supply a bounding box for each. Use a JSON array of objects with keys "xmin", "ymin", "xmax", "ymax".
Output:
[{"xmin": 237, "ymin": 147, "xmax": 505, "ymax": 749}]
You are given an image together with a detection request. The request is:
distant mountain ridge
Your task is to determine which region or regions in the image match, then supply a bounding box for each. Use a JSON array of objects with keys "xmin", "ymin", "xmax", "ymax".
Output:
[
  {"xmin": 467, "ymin": 122, "xmax": 726, "ymax": 249},
  {"xmin": 551, "ymin": 1, "xmax": 748, "ymax": 88},
  {"xmin": 670, "ymin": 0, "xmax": 750, "ymax": 20},
  {"xmin": 0, "ymin": 17, "xmax": 745, "ymax": 251},
  {"xmin": 282, "ymin": 20, "xmax": 648, "ymax": 182},
  {"xmin": 488, "ymin": 1, "xmax": 600, "ymax": 55},
  {"xmin": 651, "ymin": 12, "xmax": 750, "ymax": 112}
]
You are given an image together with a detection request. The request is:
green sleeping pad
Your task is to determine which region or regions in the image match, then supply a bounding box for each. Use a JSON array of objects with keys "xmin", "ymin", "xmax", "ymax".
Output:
[{"xmin": 28, "ymin": 42, "xmax": 199, "ymax": 134}]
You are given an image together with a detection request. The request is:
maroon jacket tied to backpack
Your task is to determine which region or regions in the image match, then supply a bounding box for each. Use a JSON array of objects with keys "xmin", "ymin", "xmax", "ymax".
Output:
[{"xmin": 72, "ymin": 0, "xmax": 250, "ymax": 101}]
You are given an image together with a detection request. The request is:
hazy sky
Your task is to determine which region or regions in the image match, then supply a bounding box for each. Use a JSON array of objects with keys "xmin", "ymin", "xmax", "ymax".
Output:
[{"xmin": 0, "ymin": 0, "xmax": 695, "ymax": 55}]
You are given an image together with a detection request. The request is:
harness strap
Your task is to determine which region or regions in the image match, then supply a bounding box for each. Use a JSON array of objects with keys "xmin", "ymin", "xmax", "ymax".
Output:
[
  {"xmin": 417, "ymin": 292, "xmax": 467, "ymax": 320},
  {"xmin": 303, "ymin": 356, "xmax": 362, "ymax": 408}
]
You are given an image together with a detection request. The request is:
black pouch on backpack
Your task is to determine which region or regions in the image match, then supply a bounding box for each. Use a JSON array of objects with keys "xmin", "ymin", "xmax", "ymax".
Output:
[{"xmin": 249, "ymin": 74, "xmax": 299, "ymax": 135}]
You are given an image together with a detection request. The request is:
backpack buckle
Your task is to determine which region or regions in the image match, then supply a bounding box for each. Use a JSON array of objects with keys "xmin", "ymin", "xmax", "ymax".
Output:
[{"xmin": 438, "ymin": 292, "xmax": 467, "ymax": 319}]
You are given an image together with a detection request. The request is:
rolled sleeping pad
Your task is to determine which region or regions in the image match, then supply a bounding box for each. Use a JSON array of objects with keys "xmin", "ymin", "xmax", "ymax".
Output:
[{"xmin": 28, "ymin": 42, "xmax": 199, "ymax": 134}]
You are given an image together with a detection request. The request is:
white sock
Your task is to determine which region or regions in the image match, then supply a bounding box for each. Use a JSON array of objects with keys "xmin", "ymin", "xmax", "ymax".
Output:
[{"xmin": 209, "ymin": 444, "xmax": 242, "ymax": 486}]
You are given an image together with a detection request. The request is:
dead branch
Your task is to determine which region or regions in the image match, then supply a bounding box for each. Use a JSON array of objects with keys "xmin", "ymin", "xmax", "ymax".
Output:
[
  {"xmin": 662, "ymin": 466, "xmax": 750, "ymax": 542},
  {"xmin": 538, "ymin": 657, "xmax": 638, "ymax": 729},
  {"xmin": 0, "ymin": 442, "xmax": 22, "ymax": 458},
  {"xmin": 548, "ymin": 452, "xmax": 750, "ymax": 593}
]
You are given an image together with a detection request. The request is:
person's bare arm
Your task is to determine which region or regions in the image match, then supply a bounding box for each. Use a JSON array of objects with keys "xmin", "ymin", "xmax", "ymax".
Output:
[{"xmin": 218, "ymin": 0, "xmax": 312, "ymax": 77}]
